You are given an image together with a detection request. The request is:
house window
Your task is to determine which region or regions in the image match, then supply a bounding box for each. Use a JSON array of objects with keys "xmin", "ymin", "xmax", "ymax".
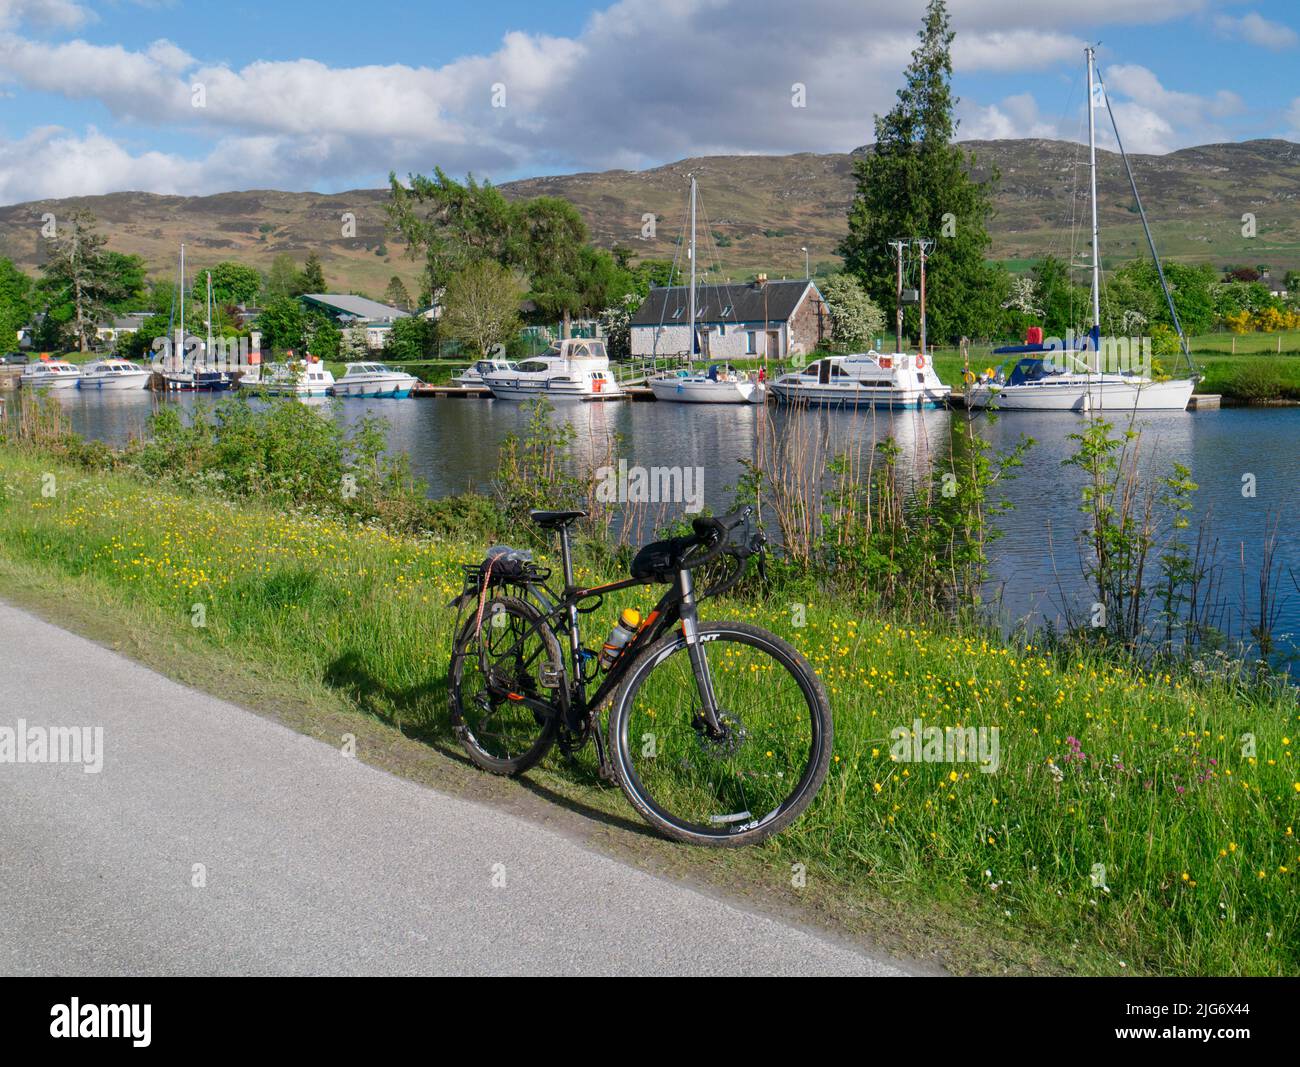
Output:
[
  {"xmin": 671, "ymin": 307, "xmax": 684, "ymax": 319},
  {"xmin": 745, "ymin": 331, "xmax": 756, "ymax": 354}
]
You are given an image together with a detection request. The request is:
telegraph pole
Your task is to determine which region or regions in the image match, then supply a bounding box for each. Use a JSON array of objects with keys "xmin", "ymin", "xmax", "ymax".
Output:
[
  {"xmin": 917, "ymin": 239, "xmax": 934, "ymax": 360},
  {"xmin": 889, "ymin": 239, "xmax": 907, "ymax": 354}
]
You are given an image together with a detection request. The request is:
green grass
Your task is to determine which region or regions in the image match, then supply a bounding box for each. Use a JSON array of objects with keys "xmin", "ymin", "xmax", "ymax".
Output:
[{"xmin": 0, "ymin": 446, "xmax": 1297, "ymax": 975}]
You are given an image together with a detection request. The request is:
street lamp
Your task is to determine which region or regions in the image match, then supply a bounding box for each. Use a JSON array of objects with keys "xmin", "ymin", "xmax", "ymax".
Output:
[{"xmin": 801, "ymin": 247, "xmax": 809, "ymax": 280}]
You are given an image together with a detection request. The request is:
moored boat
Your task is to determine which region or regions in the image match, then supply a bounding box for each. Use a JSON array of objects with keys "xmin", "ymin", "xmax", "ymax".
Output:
[
  {"xmin": 21, "ymin": 358, "xmax": 81, "ymax": 390},
  {"xmin": 648, "ymin": 363, "xmax": 765, "ymax": 404},
  {"xmin": 331, "ymin": 362, "xmax": 419, "ymax": 398},
  {"xmin": 78, "ymin": 358, "xmax": 149, "ymax": 391},
  {"xmin": 482, "ymin": 339, "xmax": 621, "ymax": 400},
  {"xmin": 771, "ymin": 351, "xmax": 947, "ymax": 408},
  {"xmin": 453, "ymin": 358, "xmax": 515, "ymax": 388},
  {"xmin": 255, "ymin": 358, "xmax": 336, "ymax": 397}
]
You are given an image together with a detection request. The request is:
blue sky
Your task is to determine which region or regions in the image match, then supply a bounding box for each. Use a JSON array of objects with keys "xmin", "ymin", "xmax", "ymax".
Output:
[{"xmin": 0, "ymin": 0, "xmax": 1296, "ymax": 203}]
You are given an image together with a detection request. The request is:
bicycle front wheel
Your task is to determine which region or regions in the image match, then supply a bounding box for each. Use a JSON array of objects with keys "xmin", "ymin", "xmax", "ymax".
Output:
[{"xmin": 608, "ymin": 622, "xmax": 832, "ymax": 847}]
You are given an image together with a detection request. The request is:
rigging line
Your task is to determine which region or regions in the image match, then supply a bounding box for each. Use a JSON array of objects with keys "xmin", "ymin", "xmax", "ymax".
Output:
[
  {"xmin": 653, "ymin": 184, "xmax": 693, "ymax": 359},
  {"xmin": 1095, "ymin": 64, "xmax": 1197, "ymax": 379}
]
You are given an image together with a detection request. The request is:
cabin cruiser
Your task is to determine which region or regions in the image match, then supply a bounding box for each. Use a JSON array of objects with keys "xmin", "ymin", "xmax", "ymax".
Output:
[
  {"xmin": 482, "ymin": 339, "xmax": 622, "ymax": 400},
  {"xmin": 254, "ymin": 358, "xmax": 336, "ymax": 398},
  {"xmin": 78, "ymin": 358, "xmax": 150, "ymax": 391},
  {"xmin": 965, "ymin": 330, "xmax": 1194, "ymax": 412},
  {"xmin": 453, "ymin": 357, "xmax": 515, "ymax": 388},
  {"xmin": 648, "ymin": 363, "xmax": 765, "ymax": 404},
  {"xmin": 20, "ymin": 359, "xmax": 81, "ymax": 390},
  {"xmin": 331, "ymin": 362, "xmax": 420, "ymax": 398},
  {"xmin": 771, "ymin": 351, "xmax": 948, "ymax": 408}
]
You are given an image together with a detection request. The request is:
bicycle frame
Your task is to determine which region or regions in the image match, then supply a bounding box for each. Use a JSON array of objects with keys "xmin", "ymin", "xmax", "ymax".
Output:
[{"xmin": 507, "ymin": 522, "xmax": 725, "ymax": 770}]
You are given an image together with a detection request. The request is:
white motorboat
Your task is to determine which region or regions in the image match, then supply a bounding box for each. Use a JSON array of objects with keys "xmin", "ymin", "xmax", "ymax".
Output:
[
  {"xmin": 78, "ymin": 358, "xmax": 150, "ymax": 391},
  {"xmin": 453, "ymin": 358, "xmax": 515, "ymax": 387},
  {"xmin": 331, "ymin": 362, "xmax": 419, "ymax": 398},
  {"xmin": 482, "ymin": 339, "xmax": 621, "ymax": 400},
  {"xmin": 649, "ymin": 364, "xmax": 765, "ymax": 404},
  {"xmin": 771, "ymin": 351, "xmax": 948, "ymax": 408},
  {"xmin": 966, "ymin": 338, "xmax": 1195, "ymax": 412},
  {"xmin": 20, "ymin": 359, "xmax": 81, "ymax": 390},
  {"xmin": 255, "ymin": 358, "xmax": 336, "ymax": 397}
]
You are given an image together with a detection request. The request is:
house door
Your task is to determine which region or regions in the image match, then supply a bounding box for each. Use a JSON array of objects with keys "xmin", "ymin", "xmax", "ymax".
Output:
[
  {"xmin": 698, "ymin": 328, "xmax": 710, "ymax": 359},
  {"xmin": 766, "ymin": 330, "xmax": 781, "ymax": 357}
]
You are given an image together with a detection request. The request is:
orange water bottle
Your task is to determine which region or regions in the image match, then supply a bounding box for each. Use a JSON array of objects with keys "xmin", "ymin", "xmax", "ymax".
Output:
[{"xmin": 599, "ymin": 608, "xmax": 642, "ymax": 670}]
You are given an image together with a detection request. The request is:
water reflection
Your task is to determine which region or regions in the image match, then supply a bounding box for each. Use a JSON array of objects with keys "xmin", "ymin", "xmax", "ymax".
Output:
[{"xmin": 22, "ymin": 388, "xmax": 1300, "ymax": 657}]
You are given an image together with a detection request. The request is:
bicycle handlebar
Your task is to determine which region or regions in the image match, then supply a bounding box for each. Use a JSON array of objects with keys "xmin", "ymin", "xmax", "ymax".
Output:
[{"xmin": 678, "ymin": 506, "xmax": 754, "ymax": 572}]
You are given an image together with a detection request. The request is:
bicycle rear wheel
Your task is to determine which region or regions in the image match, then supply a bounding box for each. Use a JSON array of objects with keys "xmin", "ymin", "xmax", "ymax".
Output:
[
  {"xmin": 449, "ymin": 595, "xmax": 565, "ymax": 775},
  {"xmin": 608, "ymin": 622, "xmax": 832, "ymax": 846}
]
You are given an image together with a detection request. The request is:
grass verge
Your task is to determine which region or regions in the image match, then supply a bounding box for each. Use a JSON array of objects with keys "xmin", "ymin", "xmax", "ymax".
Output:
[{"xmin": 0, "ymin": 445, "xmax": 1296, "ymax": 975}]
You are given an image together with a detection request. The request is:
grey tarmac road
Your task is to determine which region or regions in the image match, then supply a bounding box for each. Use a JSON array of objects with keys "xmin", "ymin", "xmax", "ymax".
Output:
[{"xmin": 0, "ymin": 601, "xmax": 913, "ymax": 977}]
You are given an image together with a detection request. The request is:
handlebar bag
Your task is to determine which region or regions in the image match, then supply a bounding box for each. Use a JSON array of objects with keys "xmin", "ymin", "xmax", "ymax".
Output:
[{"xmin": 629, "ymin": 536, "xmax": 695, "ymax": 581}]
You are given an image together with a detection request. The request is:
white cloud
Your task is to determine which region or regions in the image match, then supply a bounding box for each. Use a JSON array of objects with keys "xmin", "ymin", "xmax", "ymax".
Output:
[
  {"xmin": 1098, "ymin": 63, "xmax": 1243, "ymax": 151},
  {"xmin": 1213, "ymin": 12, "xmax": 1298, "ymax": 51},
  {"xmin": 0, "ymin": 0, "xmax": 1258, "ymax": 201},
  {"xmin": 960, "ymin": 92, "xmax": 1067, "ymax": 141},
  {"xmin": 0, "ymin": 0, "xmax": 91, "ymax": 31}
]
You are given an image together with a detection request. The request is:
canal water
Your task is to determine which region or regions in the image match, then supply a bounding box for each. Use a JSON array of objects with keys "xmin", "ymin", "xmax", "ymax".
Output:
[{"xmin": 27, "ymin": 388, "xmax": 1300, "ymax": 661}]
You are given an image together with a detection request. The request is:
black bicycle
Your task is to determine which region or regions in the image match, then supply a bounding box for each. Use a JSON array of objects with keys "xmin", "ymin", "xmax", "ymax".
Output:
[{"xmin": 448, "ymin": 506, "xmax": 833, "ymax": 846}]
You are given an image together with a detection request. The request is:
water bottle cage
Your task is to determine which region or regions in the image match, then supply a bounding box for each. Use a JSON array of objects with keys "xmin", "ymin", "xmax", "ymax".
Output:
[{"xmin": 577, "ymin": 647, "xmax": 601, "ymax": 683}]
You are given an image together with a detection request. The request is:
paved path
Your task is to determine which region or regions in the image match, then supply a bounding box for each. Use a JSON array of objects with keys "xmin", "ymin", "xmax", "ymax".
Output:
[{"xmin": 0, "ymin": 601, "xmax": 910, "ymax": 976}]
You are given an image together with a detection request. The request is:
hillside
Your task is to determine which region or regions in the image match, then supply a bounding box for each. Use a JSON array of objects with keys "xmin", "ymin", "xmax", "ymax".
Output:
[{"xmin": 1, "ymin": 138, "xmax": 1298, "ymax": 294}]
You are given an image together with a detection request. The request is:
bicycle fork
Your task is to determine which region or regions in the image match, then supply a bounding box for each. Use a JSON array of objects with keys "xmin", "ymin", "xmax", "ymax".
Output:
[{"xmin": 678, "ymin": 568, "xmax": 724, "ymax": 736}]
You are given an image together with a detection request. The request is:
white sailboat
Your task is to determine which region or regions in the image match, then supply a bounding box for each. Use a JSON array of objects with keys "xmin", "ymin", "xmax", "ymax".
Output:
[
  {"xmin": 647, "ymin": 175, "xmax": 766, "ymax": 405},
  {"xmin": 968, "ymin": 47, "xmax": 1196, "ymax": 413}
]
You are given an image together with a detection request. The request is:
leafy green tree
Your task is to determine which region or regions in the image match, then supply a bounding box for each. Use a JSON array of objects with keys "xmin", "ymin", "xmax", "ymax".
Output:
[
  {"xmin": 387, "ymin": 168, "xmax": 517, "ymax": 298},
  {"xmin": 257, "ymin": 296, "xmax": 307, "ymax": 353},
  {"xmin": 839, "ymin": 0, "xmax": 1001, "ymax": 343},
  {"xmin": 383, "ymin": 315, "xmax": 437, "ymax": 361},
  {"xmin": 820, "ymin": 273, "xmax": 886, "ymax": 349},
  {"xmin": 383, "ymin": 275, "xmax": 412, "ymax": 311},
  {"xmin": 339, "ymin": 322, "xmax": 370, "ymax": 360},
  {"xmin": 305, "ymin": 314, "xmax": 341, "ymax": 359},
  {"xmin": 0, "ymin": 258, "xmax": 33, "ymax": 351},
  {"xmin": 1032, "ymin": 256, "xmax": 1090, "ymax": 338},
  {"xmin": 192, "ymin": 261, "xmax": 262, "ymax": 306},
  {"xmin": 297, "ymin": 253, "xmax": 327, "ymax": 294},
  {"xmin": 441, "ymin": 260, "xmax": 525, "ymax": 355},
  {"xmin": 37, "ymin": 212, "xmax": 144, "ymax": 350},
  {"xmin": 264, "ymin": 254, "xmax": 301, "ymax": 301},
  {"xmin": 102, "ymin": 252, "xmax": 148, "ymax": 312}
]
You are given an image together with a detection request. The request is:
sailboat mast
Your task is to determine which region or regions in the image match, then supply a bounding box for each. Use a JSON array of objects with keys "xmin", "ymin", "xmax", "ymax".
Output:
[
  {"xmin": 206, "ymin": 270, "xmax": 213, "ymax": 362},
  {"xmin": 179, "ymin": 244, "xmax": 186, "ymax": 367},
  {"xmin": 1086, "ymin": 47, "xmax": 1102, "ymax": 344},
  {"xmin": 688, "ymin": 175, "xmax": 696, "ymax": 359}
]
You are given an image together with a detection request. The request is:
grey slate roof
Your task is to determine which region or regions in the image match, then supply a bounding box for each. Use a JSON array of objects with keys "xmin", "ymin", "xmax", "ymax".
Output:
[
  {"xmin": 630, "ymin": 279, "xmax": 815, "ymax": 327},
  {"xmin": 301, "ymin": 294, "xmax": 410, "ymax": 322}
]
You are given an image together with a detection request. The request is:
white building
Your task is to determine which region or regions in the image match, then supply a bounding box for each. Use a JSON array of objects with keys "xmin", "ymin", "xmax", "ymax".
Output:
[{"xmin": 630, "ymin": 279, "xmax": 828, "ymax": 361}]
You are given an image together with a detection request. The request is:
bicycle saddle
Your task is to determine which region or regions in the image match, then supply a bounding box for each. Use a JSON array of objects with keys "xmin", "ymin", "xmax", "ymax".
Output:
[{"xmin": 529, "ymin": 509, "xmax": 586, "ymax": 529}]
